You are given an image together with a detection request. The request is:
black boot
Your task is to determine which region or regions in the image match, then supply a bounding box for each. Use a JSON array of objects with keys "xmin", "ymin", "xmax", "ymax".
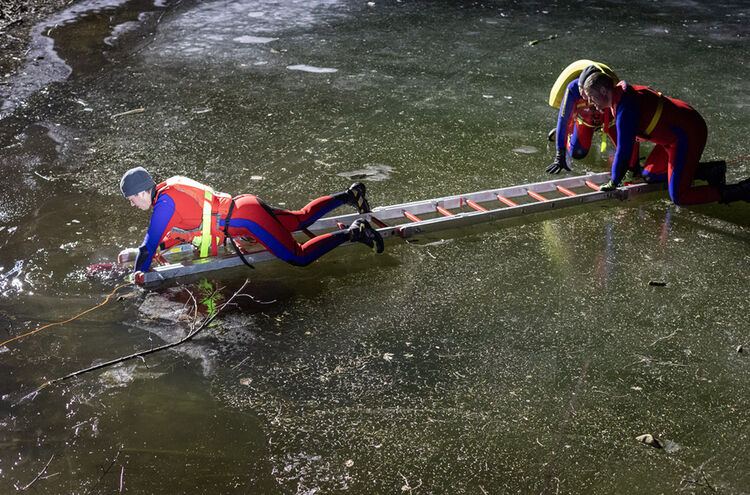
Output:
[
  {"xmin": 348, "ymin": 218, "xmax": 384, "ymax": 253},
  {"xmin": 347, "ymin": 182, "xmax": 371, "ymax": 214},
  {"xmin": 719, "ymin": 177, "xmax": 750, "ymax": 204},
  {"xmin": 695, "ymin": 160, "xmax": 726, "ymax": 187}
]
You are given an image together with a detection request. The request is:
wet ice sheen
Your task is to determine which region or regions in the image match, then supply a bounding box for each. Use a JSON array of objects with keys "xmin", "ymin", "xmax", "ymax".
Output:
[
  {"xmin": 143, "ymin": 0, "xmax": 344, "ymax": 63},
  {"xmin": 233, "ymin": 35, "xmax": 279, "ymax": 44},
  {"xmin": 287, "ymin": 64, "xmax": 338, "ymax": 73},
  {"xmin": 1, "ymin": 0, "xmax": 750, "ymax": 493}
]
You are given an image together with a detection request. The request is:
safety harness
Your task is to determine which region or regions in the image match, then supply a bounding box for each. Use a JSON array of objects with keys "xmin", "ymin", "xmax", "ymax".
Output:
[
  {"xmin": 223, "ymin": 200, "xmax": 255, "ymax": 269},
  {"xmin": 644, "ymin": 92, "xmax": 664, "ymax": 138},
  {"xmin": 154, "ymin": 177, "xmax": 231, "ymax": 257}
]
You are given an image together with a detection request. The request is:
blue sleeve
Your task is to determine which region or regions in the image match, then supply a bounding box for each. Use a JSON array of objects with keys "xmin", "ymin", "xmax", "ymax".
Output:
[
  {"xmin": 134, "ymin": 194, "xmax": 176, "ymax": 273},
  {"xmin": 555, "ymin": 80, "xmax": 580, "ymax": 150},
  {"xmin": 611, "ymin": 95, "xmax": 639, "ymax": 184}
]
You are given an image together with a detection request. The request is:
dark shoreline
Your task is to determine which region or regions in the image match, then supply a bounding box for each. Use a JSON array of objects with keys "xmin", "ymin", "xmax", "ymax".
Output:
[{"xmin": 0, "ymin": 0, "xmax": 75, "ymax": 77}]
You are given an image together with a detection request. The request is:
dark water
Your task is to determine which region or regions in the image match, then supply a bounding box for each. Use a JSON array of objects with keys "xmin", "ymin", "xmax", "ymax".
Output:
[{"xmin": 1, "ymin": 0, "xmax": 749, "ymax": 493}]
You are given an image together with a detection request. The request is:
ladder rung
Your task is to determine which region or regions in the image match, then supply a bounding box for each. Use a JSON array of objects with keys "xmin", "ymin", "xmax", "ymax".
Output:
[
  {"xmin": 585, "ymin": 180, "xmax": 600, "ymax": 191},
  {"xmin": 556, "ymin": 185, "xmax": 577, "ymax": 197},
  {"xmin": 370, "ymin": 216, "xmax": 388, "ymax": 229},
  {"xmin": 403, "ymin": 211, "xmax": 422, "ymax": 223},
  {"xmin": 527, "ymin": 190, "xmax": 548, "ymax": 202},
  {"xmin": 497, "ymin": 194, "xmax": 518, "ymax": 207},
  {"xmin": 465, "ymin": 199, "xmax": 487, "ymax": 212},
  {"xmin": 436, "ymin": 205, "xmax": 454, "ymax": 216}
]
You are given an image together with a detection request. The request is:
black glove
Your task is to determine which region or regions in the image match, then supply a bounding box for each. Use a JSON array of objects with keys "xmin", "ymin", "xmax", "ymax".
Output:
[
  {"xmin": 133, "ymin": 245, "xmax": 150, "ymax": 273},
  {"xmin": 545, "ymin": 149, "xmax": 571, "ymax": 174}
]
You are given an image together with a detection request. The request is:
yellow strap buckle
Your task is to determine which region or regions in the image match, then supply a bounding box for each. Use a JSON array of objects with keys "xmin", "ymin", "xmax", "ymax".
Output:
[{"xmin": 199, "ymin": 189, "xmax": 214, "ymax": 257}]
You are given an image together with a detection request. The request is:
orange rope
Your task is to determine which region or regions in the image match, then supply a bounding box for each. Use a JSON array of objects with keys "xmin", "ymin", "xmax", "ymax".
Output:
[
  {"xmin": 727, "ymin": 154, "xmax": 750, "ymax": 164},
  {"xmin": 0, "ymin": 283, "xmax": 130, "ymax": 349}
]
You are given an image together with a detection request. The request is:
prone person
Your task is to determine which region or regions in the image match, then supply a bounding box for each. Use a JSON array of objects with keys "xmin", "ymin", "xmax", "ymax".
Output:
[{"xmin": 120, "ymin": 167, "xmax": 384, "ymax": 279}]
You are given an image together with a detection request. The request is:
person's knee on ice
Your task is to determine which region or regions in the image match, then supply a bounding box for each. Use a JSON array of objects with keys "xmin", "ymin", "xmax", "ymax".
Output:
[
  {"xmin": 570, "ymin": 146, "xmax": 588, "ymax": 161},
  {"xmin": 641, "ymin": 168, "xmax": 668, "ymax": 183}
]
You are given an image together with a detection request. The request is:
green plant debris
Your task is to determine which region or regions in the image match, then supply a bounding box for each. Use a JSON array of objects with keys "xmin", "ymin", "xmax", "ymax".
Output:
[{"xmin": 197, "ymin": 279, "xmax": 224, "ymax": 318}]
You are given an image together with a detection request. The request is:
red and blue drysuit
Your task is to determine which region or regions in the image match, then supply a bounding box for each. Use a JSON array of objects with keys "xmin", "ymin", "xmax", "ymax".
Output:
[
  {"xmin": 134, "ymin": 180, "xmax": 352, "ymax": 273},
  {"xmin": 608, "ymin": 81, "xmax": 719, "ymax": 205},
  {"xmin": 557, "ymin": 79, "xmax": 667, "ymax": 182},
  {"xmin": 556, "ymin": 79, "xmax": 608, "ymax": 160}
]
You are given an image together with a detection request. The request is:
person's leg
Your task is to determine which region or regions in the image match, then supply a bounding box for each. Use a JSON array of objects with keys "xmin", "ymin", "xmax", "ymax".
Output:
[
  {"xmin": 642, "ymin": 145, "xmax": 669, "ymax": 182},
  {"xmin": 568, "ymin": 120, "xmax": 594, "ymax": 160},
  {"xmin": 225, "ymin": 195, "xmax": 382, "ymax": 266},
  {"xmin": 268, "ymin": 193, "xmax": 349, "ymax": 232},
  {"xmin": 226, "ymin": 195, "xmax": 350, "ymax": 266},
  {"xmin": 667, "ymin": 121, "xmax": 720, "ymax": 205},
  {"xmin": 266, "ymin": 183, "xmax": 372, "ymax": 232}
]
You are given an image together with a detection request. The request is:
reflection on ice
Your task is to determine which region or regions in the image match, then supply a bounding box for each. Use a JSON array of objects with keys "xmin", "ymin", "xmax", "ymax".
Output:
[
  {"xmin": 287, "ymin": 65, "xmax": 338, "ymax": 73},
  {"xmin": 337, "ymin": 164, "xmax": 393, "ymax": 181},
  {"xmin": 0, "ymin": 260, "xmax": 25, "ymax": 296},
  {"xmin": 512, "ymin": 145, "xmax": 539, "ymax": 154},
  {"xmin": 233, "ymin": 35, "xmax": 279, "ymax": 44},
  {"xmin": 103, "ymin": 20, "xmax": 141, "ymax": 47}
]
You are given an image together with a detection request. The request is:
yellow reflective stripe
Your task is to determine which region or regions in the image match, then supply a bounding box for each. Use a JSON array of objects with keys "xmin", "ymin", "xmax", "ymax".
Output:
[
  {"xmin": 644, "ymin": 92, "xmax": 663, "ymax": 137},
  {"xmin": 199, "ymin": 189, "xmax": 213, "ymax": 258},
  {"xmin": 600, "ymin": 131, "xmax": 607, "ymax": 153},
  {"xmin": 576, "ymin": 117, "xmax": 599, "ymax": 129}
]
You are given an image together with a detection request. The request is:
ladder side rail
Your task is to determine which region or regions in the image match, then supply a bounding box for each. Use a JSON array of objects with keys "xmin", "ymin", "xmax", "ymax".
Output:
[
  {"xmin": 396, "ymin": 191, "xmax": 612, "ymax": 238},
  {"xmin": 307, "ymin": 172, "xmax": 612, "ymax": 230},
  {"xmin": 396, "ymin": 181, "xmax": 665, "ymax": 238},
  {"xmin": 141, "ymin": 250, "xmax": 279, "ymax": 286}
]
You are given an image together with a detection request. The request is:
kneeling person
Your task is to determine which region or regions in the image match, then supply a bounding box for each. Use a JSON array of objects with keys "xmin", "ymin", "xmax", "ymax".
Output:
[
  {"xmin": 583, "ymin": 72, "xmax": 750, "ymax": 204},
  {"xmin": 547, "ymin": 60, "xmax": 667, "ymax": 182}
]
